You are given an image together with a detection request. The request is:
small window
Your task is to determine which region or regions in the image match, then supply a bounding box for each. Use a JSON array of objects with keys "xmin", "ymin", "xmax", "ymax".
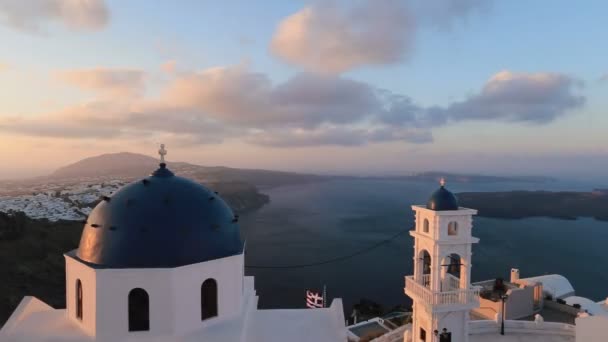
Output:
[
  {"xmin": 129, "ymin": 288, "xmax": 150, "ymax": 332},
  {"xmin": 201, "ymin": 279, "xmax": 218, "ymax": 320},
  {"xmin": 423, "ymin": 219, "xmax": 429, "ymax": 233},
  {"xmin": 76, "ymin": 279, "xmax": 83, "ymax": 321},
  {"xmin": 448, "ymin": 221, "xmax": 458, "ymax": 236},
  {"xmin": 420, "ymin": 327, "xmax": 427, "ymax": 341}
]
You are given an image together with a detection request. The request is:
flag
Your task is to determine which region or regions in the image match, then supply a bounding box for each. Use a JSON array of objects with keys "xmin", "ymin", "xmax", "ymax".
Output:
[{"xmin": 306, "ymin": 290, "xmax": 324, "ymax": 309}]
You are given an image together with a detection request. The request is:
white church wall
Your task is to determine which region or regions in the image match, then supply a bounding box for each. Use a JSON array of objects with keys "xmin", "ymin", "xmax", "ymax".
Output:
[
  {"xmin": 504, "ymin": 286, "xmax": 535, "ymax": 320},
  {"xmin": 438, "ymin": 311, "xmax": 466, "ymax": 341},
  {"xmin": 171, "ymin": 253, "xmax": 245, "ymax": 334},
  {"xmin": 327, "ymin": 299, "xmax": 348, "ymax": 341},
  {"xmin": 436, "ymin": 214, "xmax": 473, "ymax": 241},
  {"xmin": 65, "ymin": 255, "xmax": 98, "ymax": 337},
  {"xmin": 469, "ymin": 319, "xmax": 575, "ymax": 337},
  {"xmin": 94, "ymin": 266, "xmax": 174, "ymax": 340},
  {"xmin": 412, "ymin": 206, "xmax": 476, "ymax": 242},
  {"xmin": 63, "ymin": 252, "xmax": 247, "ymax": 340},
  {"xmin": 412, "ymin": 306, "xmax": 431, "ymax": 342},
  {"xmin": 0, "ymin": 296, "xmax": 53, "ymax": 335},
  {"xmin": 575, "ymin": 315, "xmax": 608, "ymax": 342}
]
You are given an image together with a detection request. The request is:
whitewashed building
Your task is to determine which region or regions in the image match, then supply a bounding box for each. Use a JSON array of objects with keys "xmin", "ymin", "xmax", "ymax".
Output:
[{"xmin": 0, "ymin": 148, "xmax": 346, "ymax": 342}]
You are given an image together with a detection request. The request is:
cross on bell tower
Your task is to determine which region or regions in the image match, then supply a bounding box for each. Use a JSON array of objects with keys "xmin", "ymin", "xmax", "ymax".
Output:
[{"xmin": 404, "ymin": 179, "xmax": 480, "ymax": 342}]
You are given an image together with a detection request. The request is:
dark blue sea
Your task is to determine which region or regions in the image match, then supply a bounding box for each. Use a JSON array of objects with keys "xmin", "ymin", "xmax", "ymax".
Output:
[{"xmin": 241, "ymin": 179, "xmax": 608, "ymax": 313}]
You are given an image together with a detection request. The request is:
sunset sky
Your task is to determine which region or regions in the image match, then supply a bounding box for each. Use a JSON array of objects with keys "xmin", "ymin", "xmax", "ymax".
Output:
[{"xmin": 0, "ymin": 0, "xmax": 606, "ymax": 180}]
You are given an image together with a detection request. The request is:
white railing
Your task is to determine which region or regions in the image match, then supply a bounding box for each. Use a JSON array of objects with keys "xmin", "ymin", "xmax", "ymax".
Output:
[
  {"xmin": 416, "ymin": 274, "xmax": 460, "ymax": 292},
  {"xmin": 421, "ymin": 274, "xmax": 431, "ymax": 288},
  {"xmin": 404, "ymin": 276, "xmax": 480, "ymax": 308}
]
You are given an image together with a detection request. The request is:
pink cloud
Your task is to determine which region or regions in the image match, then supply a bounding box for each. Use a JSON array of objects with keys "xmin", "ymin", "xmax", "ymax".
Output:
[
  {"xmin": 271, "ymin": 0, "xmax": 413, "ymax": 73},
  {"xmin": 56, "ymin": 68, "xmax": 145, "ymax": 96}
]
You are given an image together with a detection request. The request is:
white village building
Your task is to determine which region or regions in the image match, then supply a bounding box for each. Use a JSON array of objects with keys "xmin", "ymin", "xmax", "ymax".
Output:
[{"xmin": 2, "ymin": 148, "xmax": 608, "ymax": 342}]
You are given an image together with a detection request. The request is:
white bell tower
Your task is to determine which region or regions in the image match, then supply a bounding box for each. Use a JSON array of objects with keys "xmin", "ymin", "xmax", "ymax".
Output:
[{"xmin": 404, "ymin": 180, "xmax": 480, "ymax": 342}]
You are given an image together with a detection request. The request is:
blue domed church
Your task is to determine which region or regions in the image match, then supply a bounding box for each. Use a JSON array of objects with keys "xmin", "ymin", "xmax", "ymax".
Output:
[{"xmin": 1, "ymin": 146, "xmax": 346, "ymax": 342}]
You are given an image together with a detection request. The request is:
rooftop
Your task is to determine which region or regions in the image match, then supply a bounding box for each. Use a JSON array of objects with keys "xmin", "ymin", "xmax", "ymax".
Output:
[{"xmin": 469, "ymin": 333, "xmax": 573, "ymax": 342}]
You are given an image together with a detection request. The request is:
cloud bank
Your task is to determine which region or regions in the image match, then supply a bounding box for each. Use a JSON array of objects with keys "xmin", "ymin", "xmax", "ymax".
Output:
[
  {"xmin": 0, "ymin": 66, "xmax": 585, "ymax": 147},
  {"xmin": 442, "ymin": 71, "xmax": 585, "ymax": 124},
  {"xmin": 270, "ymin": 0, "xmax": 489, "ymax": 73},
  {"xmin": 0, "ymin": 0, "xmax": 109, "ymax": 32}
]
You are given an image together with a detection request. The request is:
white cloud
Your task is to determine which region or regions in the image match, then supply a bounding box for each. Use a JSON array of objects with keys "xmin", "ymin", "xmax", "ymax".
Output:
[
  {"xmin": 270, "ymin": 0, "xmax": 490, "ymax": 73},
  {"xmin": 271, "ymin": 0, "xmax": 413, "ymax": 73},
  {"xmin": 0, "ymin": 0, "xmax": 109, "ymax": 32}
]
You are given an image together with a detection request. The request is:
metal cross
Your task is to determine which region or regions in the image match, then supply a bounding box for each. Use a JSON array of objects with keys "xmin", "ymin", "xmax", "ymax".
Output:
[{"xmin": 159, "ymin": 144, "xmax": 167, "ymax": 164}]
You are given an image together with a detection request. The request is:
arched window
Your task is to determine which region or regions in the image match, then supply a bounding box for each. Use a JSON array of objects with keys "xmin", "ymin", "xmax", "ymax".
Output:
[
  {"xmin": 423, "ymin": 219, "xmax": 429, "ymax": 233},
  {"xmin": 201, "ymin": 279, "xmax": 218, "ymax": 320},
  {"xmin": 448, "ymin": 221, "xmax": 458, "ymax": 236},
  {"xmin": 128, "ymin": 288, "xmax": 150, "ymax": 332},
  {"xmin": 76, "ymin": 279, "xmax": 83, "ymax": 321}
]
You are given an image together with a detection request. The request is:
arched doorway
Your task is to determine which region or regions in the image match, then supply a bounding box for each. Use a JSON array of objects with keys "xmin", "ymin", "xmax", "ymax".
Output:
[
  {"xmin": 76, "ymin": 279, "xmax": 83, "ymax": 321},
  {"xmin": 201, "ymin": 279, "xmax": 218, "ymax": 320},
  {"xmin": 128, "ymin": 288, "xmax": 150, "ymax": 332}
]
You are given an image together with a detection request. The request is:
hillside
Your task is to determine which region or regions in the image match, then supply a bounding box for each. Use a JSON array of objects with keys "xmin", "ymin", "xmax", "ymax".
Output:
[
  {"xmin": 50, "ymin": 152, "xmax": 179, "ymax": 179},
  {"xmin": 458, "ymin": 191, "xmax": 608, "ymax": 221},
  {"xmin": 0, "ymin": 152, "xmax": 335, "ymax": 221},
  {"xmin": 0, "ymin": 212, "xmax": 82, "ymax": 326},
  {"xmin": 49, "ymin": 152, "xmax": 327, "ymax": 189}
]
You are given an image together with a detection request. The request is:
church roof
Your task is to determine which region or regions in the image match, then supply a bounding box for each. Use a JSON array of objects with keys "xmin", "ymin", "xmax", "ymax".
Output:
[
  {"xmin": 563, "ymin": 296, "xmax": 608, "ymax": 316},
  {"xmin": 520, "ymin": 274, "xmax": 575, "ymax": 299},
  {"xmin": 75, "ymin": 162, "xmax": 243, "ymax": 268},
  {"xmin": 426, "ymin": 179, "xmax": 459, "ymax": 211}
]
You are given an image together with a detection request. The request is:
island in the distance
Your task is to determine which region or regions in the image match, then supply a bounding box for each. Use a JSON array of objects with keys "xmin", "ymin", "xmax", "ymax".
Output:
[{"xmin": 457, "ymin": 189, "xmax": 608, "ymax": 221}]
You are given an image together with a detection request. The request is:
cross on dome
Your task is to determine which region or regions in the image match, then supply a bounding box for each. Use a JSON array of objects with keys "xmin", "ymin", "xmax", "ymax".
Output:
[
  {"xmin": 440, "ymin": 177, "xmax": 446, "ymax": 187},
  {"xmin": 159, "ymin": 144, "xmax": 167, "ymax": 164}
]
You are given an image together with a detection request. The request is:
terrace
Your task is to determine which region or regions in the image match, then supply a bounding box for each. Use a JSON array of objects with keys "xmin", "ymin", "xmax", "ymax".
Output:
[{"xmin": 404, "ymin": 274, "xmax": 480, "ymax": 313}]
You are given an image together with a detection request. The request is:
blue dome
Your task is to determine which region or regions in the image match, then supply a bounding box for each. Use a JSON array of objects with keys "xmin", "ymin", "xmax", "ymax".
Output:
[
  {"xmin": 76, "ymin": 164, "xmax": 243, "ymax": 268},
  {"xmin": 426, "ymin": 185, "xmax": 459, "ymax": 211}
]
